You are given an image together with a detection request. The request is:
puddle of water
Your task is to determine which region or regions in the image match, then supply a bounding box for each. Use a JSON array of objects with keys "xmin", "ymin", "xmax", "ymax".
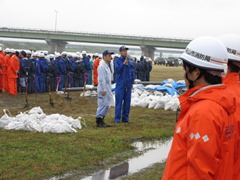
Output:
[{"xmin": 49, "ymin": 138, "xmax": 173, "ymax": 180}]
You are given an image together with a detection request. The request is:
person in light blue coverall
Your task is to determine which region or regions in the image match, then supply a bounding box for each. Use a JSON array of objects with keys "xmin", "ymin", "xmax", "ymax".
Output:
[
  {"xmin": 96, "ymin": 50, "xmax": 114, "ymax": 128},
  {"xmin": 114, "ymin": 46, "xmax": 135, "ymax": 123},
  {"xmin": 56, "ymin": 54, "xmax": 67, "ymax": 91}
]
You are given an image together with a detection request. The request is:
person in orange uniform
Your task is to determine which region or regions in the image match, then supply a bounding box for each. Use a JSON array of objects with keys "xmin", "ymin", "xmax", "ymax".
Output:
[
  {"xmin": 219, "ymin": 34, "xmax": 240, "ymax": 180},
  {"xmin": 0, "ymin": 47, "xmax": 5, "ymax": 92},
  {"xmin": 7, "ymin": 49, "xmax": 20, "ymax": 96},
  {"xmin": 93, "ymin": 53, "xmax": 101, "ymax": 86},
  {"xmin": 2, "ymin": 48, "xmax": 11, "ymax": 92},
  {"xmin": 162, "ymin": 37, "xmax": 236, "ymax": 180}
]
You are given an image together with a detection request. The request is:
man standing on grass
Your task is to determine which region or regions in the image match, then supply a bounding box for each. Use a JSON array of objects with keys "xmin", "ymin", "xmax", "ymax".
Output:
[
  {"xmin": 96, "ymin": 50, "xmax": 114, "ymax": 128},
  {"xmin": 114, "ymin": 46, "xmax": 135, "ymax": 123}
]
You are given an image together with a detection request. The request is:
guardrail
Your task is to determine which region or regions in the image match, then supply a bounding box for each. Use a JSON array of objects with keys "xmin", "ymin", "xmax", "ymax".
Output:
[{"xmin": 0, "ymin": 27, "xmax": 191, "ymax": 43}]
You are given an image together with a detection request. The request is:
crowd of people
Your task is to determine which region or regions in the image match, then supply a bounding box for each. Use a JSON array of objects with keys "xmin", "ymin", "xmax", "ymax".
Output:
[{"xmin": 0, "ymin": 47, "xmax": 153, "ymax": 96}]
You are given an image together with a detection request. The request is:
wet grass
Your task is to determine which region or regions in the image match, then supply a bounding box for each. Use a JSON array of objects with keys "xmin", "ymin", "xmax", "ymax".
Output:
[{"xmin": 0, "ymin": 65, "xmax": 181, "ymax": 179}]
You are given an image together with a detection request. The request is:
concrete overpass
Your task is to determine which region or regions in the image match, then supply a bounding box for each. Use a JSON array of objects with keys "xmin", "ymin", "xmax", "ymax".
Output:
[{"xmin": 0, "ymin": 27, "xmax": 191, "ymax": 59}]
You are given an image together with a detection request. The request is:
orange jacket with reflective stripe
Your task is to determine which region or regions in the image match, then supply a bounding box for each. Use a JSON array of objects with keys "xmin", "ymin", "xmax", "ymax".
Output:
[
  {"xmin": 162, "ymin": 85, "xmax": 236, "ymax": 180},
  {"xmin": 93, "ymin": 58, "xmax": 101, "ymax": 85},
  {"xmin": 7, "ymin": 55, "xmax": 20, "ymax": 79},
  {"xmin": 223, "ymin": 73, "xmax": 240, "ymax": 180},
  {"xmin": 3, "ymin": 54, "xmax": 10, "ymax": 75},
  {"xmin": 0, "ymin": 52, "xmax": 4, "ymax": 74}
]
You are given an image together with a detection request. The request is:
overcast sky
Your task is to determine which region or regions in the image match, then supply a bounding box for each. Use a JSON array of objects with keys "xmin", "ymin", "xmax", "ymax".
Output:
[{"xmin": 1, "ymin": 0, "xmax": 240, "ymax": 39}]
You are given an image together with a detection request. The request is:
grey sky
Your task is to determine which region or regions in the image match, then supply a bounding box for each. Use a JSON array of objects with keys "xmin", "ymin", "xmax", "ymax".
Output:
[{"xmin": 1, "ymin": 0, "xmax": 240, "ymax": 39}]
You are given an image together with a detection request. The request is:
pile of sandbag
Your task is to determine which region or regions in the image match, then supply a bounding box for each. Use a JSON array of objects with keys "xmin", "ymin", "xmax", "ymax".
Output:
[
  {"xmin": 0, "ymin": 107, "xmax": 84, "ymax": 133},
  {"xmin": 131, "ymin": 88, "xmax": 180, "ymax": 111}
]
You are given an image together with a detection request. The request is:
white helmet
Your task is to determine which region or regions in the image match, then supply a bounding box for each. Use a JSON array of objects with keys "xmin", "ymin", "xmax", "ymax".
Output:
[
  {"xmin": 55, "ymin": 52, "xmax": 61, "ymax": 58},
  {"xmin": 61, "ymin": 51, "xmax": 67, "ymax": 56},
  {"xmin": 9, "ymin": 49, "xmax": 15, "ymax": 53},
  {"xmin": 43, "ymin": 51, "xmax": 48, "ymax": 55},
  {"xmin": 82, "ymin": 51, "xmax": 87, "ymax": 55},
  {"xmin": 94, "ymin": 53, "xmax": 99, "ymax": 57},
  {"xmin": 32, "ymin": 52, "xmax": 38, "ymax": 57},
  {"xmin": 38, "ymin": 52, "xmax": 45, "ymax": 58},
  {"xmin": 180, "ymin": 36, "xmax": 228, "ymax": 73},
  {"xmin": 49, "ymin": 54, "xmax": 55, "ymax": 59},
  {"xmin": 219, "ymin": 34, "xmax": 240, "ymax": 62},
  {"xmin": 5, "ymin": 48, "xmax": 10, "ymax": 53},
  {"xmin": 25, "ymin": 50, "xmax": 32, "ymax": 54}
]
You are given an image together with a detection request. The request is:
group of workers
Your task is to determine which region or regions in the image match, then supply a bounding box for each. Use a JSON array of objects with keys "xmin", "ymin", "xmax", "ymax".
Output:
[
  {"xmin": 0, "ymin": 47, "xmax": 152, "ymax": 96},
  {"xmin": 95, "ymin": 34, "xmax": 240, "ymax": 180}
]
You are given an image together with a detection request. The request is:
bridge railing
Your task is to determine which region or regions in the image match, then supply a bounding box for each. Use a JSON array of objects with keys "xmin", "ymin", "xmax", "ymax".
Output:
[{"xmin": 0, "ymin": 27, "xmax": 191, "ymax": 43}]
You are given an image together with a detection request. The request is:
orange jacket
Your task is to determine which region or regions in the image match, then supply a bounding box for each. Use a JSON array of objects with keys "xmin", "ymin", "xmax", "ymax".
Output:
[
  {"xmin": 93, "ymin": 58, "xmax": 101, "ymax": 85},
  {"xmin": 3, "ymin": 54, "xmax": 10, "ymax": 75},
  {"xmin": 162, "ymin": 85, "xmax": 236, "ymax": 180},
  {"xmin": 223, "ymin": 73, "xmax": 240, "ymax": 180},
  {"xmin": 7, "ymin": 55, "xmax": 20, "ymax": 79},
  {"xmin": 0, "ymin": 52, "xmax": 4, "ymax": 74}
]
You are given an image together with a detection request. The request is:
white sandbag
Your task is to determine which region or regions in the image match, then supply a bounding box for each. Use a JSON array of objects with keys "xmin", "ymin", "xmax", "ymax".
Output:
[
  {"xmin": 145, "ymin": 85, "xmax": 156, "ymax": 89},
  {"xmin": 153, "ymin": 91, "xmax": 163, "ymax": 96},
  {"xmin": 4, "ymin": 121, "xmax": 25, "ymax": 131},
  {"xmin": 134, "ymin": 88, "xmax": 143, "ymax": 96},
  {"xmin": 28, "ymin": 107, "xmax": 44, "ymax": 115},
  {"xmin": 0, "ymin": 107, "xmax": 83, "ymax": 133},
  {"xmin": 164, "ymin": 96, "xmax": 180, "ymax": 111},
  {"xmin": 139, "ymin": 94, "xmax": 148, "ymax": 99},
  {"xmin": 148, "ymin": 101, "xmax": 158, "ymax": 109},
  {"xmin": 137, "ymin": 98, "xmax": 150, "ymax": 108}
]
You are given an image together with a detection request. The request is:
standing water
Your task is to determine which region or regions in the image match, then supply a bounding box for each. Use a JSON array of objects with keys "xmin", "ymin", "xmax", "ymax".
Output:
[{"xmin": 50, "ymin": 138, "xmax": 172, "ymax": 180}]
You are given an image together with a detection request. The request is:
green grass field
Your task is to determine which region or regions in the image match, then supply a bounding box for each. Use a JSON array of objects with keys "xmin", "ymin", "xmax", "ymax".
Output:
[{"xmin": 0, "ymin": 65, "xmax": 183, "ymax": 179}]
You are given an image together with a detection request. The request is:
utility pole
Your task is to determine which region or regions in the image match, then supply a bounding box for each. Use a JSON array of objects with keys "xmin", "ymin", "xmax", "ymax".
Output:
[{"xmin": 54, "ymin": 10, "xmax": 58, "ymax": 31}]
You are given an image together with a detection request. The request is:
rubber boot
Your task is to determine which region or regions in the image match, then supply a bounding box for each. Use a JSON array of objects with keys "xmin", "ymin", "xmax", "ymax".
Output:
[
  {"xmin": 96, "ymin": 117, "xmax": 103, "ymax": 127},
  {"xmin": 101, "ymin": 116, "xmax": 111, "ymax": 127}
]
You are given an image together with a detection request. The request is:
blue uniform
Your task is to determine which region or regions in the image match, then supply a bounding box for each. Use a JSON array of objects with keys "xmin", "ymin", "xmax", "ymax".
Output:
[
  {"xmin": 38, "ymin": 57, "xmax": 48, "ymax": 93},
  {"xmin": 28, "ymin": 58, "xmax": 36, "ymax": 94},
  {"xmin": 114, "ymin": 56, "xmax": 135, "ymax": 123},
  {"xmin": 56, "ymin": 57, "xmax": 67, "ymax": 91},
  {"xmin": 19, "ymin": 57, "xmax": 30, "ymax": 92},
  {"xmin": 67, "ymin": 58, "xmax": 76, "ymax": 87},
  {"xmin": 74, "ymin": 60, "xmax": 85, "ymax": 87},
  {"xmin": 88, "ymin": 59, "xmax": 93, "ymax": 85},
  {"xmin": 146, "ymin": 62, "xmax": 152, "ymax": 81},
  {"xmin": 47, "ymin": 60, "xmax": 57, "ymax": 91},
  {"xmin": 136, "ymin": 61, "xmax": 143, "ymax": 80},
  {"xmin": 82, "ymin": 56, "xmax": 91, "ymax": 84},
  {"xmin": 34, "ymin": 59, "xmax": 41, "ymax": 93}
]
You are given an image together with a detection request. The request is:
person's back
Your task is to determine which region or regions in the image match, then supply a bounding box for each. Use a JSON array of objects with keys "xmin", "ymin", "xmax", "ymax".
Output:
[
  {"xmin": 93, "ymin": 57, "xmax": 101, "ymax": 85},
  {"xmin": 219, "ymin": 34, "xmax": 240, "ymax": 179},
  {"xmin": 162, "ymin": 36, "xmax": 235, "ymax": 180}
]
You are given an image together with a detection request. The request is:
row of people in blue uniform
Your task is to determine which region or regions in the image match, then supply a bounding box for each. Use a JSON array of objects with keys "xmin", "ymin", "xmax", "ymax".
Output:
[{"xmin": 18, "ymin": 50, "xmax": 153, "ymax": 94}]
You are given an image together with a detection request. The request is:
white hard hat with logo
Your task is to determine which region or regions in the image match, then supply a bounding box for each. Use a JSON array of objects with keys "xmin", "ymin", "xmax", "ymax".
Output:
[
  {"xmin": 180, "ymin": 36, "xmax": 228, "ymax": 73},
  {"xmin": 219, "ymin": 34, "xmax": 240, "ymax": 62}
]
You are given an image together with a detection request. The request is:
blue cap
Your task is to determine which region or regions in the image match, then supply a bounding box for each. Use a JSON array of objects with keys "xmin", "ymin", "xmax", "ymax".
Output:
[
  {"xmin": 102, "ymin": 50, "xmax": 114, "ymax": 57},
  {"xmin": 119, "ymin": 46, "xmax": 129, "ymax": 52}
]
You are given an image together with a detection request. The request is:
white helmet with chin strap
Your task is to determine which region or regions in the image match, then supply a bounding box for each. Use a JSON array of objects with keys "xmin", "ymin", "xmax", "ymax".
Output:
[
  {"xmin": 180, "ymin": 36, "xmax": 228, "ymax": 74},
  {"xmin": 219, "ymin": 34, "xmax": 240, "ymax": 63}
]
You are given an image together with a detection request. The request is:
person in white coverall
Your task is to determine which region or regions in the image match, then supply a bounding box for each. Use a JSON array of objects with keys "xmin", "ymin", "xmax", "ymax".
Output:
[{"xmin": 96, "ymin": 50, "xmax": 114, "ymax": 127}]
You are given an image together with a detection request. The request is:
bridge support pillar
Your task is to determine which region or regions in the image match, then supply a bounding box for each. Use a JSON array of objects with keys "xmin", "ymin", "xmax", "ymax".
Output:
[
  {"xmin": 159, "ymin": 51, "xmax": 163, "ymax": 58},
  {"xmin": 140, "ymin": 46, "xmax": 155, "ymax": 60},
  {"xmin": 46, "ymin": 40, "xmax": 67, "ymax": 54}
]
